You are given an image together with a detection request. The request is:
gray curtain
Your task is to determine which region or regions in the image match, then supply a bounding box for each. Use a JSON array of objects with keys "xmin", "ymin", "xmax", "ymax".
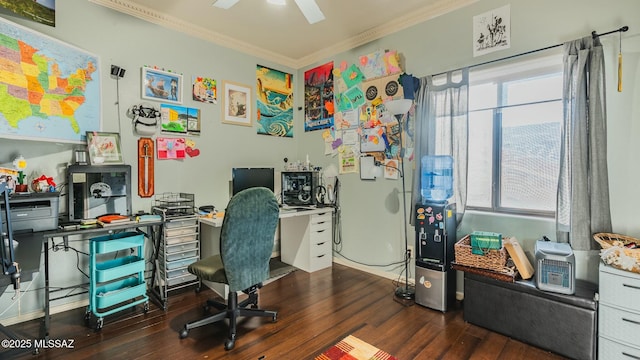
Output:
[
  {"xmin": 411, "ymin": 70, "xmax": 469, "ymax": 225},
  {"xmin": 556, "ymin": 36, "xmax": 612, "ymax": 250}
]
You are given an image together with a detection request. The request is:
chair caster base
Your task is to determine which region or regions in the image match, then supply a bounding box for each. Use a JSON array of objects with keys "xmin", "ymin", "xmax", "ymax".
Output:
[
  {"xmin": 224, "ymin": 337, "xmax": 235, "ymax": 350},
  {"xmin": 179, "ymin": 327, "xmax": 189, "ymax": 339}
]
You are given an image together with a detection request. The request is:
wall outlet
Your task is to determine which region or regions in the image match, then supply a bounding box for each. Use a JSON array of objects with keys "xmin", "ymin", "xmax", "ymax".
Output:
[{"xmin": 407, "ymin": 246, "xmax": 414, "ymax": 259}]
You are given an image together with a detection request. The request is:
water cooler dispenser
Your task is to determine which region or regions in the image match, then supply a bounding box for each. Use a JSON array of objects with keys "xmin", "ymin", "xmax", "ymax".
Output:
[{"xmin": 414, "ymin": 155, "xmax": 457, "ymax": 312}]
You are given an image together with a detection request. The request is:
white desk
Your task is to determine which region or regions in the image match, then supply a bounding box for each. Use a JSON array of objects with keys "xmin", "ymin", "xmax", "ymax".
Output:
[
  {"xmin": 199, "ymin": 207, "xmax": 334, "ymax": 296},
  {"xmin": 200, "ymin": 206, "xmax": 334, "ymax": 270},
  {"xmin": 279, "ymin": 207, "xmax": 333, "ymax": 272}
]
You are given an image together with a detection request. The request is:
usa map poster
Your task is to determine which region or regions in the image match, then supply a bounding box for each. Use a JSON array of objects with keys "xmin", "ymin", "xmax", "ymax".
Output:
[{"xmin": 0, "ymin": 16, "xmax": 101, "ymax": 143}]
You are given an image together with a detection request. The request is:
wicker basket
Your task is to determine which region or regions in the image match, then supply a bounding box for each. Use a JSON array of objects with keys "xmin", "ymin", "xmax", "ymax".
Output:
[
  {"xmin": 593, "ymin": 232, "xmax": 640, "ymax": 274},
  {"xmin": 454, "ymin": 234, "xmax": 509, "ymax": 272}
]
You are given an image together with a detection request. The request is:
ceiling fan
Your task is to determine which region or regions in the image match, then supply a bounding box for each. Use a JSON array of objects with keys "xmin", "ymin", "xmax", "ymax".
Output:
[{"xmin": 212, "ymin": 0, "xmax": 325, "ymax": 24}]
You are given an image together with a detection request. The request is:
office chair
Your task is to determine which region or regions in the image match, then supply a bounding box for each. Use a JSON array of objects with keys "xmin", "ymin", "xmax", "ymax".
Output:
[{"xmin": 179, "ymin": 187, "xmax": 279, "ymax": 350}]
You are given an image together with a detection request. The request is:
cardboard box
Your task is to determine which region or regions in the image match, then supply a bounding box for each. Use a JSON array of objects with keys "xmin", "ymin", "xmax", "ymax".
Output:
[{"xmin": 504, "ymin": 237, "xmax": 535, "ymax": 279}]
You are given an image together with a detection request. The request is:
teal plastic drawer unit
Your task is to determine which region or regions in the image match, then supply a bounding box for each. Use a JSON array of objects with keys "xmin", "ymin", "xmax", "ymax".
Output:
[{"xmin": 88, "ymin": 232, "xmax": 149, "ymax": 330}]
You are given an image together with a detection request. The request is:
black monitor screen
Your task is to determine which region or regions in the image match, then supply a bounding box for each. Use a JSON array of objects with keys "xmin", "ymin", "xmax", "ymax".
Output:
[{"xmin": 231, "ymin": 168, "xmax": 274, "ymax": 196}]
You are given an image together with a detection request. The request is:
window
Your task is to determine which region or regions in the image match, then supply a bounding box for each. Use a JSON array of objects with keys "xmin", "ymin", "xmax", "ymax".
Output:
[{"xmin": 466, "ymin": 54, "xmax": 563, "ymax": 216}]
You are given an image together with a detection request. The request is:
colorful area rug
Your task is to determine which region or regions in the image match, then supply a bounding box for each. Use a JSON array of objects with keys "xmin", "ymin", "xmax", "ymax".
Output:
[{"xmin": 315, "ymin": 335, "xmax": 399, "ymax": 360}]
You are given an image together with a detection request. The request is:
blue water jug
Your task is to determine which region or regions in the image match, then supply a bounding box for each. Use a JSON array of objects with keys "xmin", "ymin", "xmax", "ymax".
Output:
[{"xmin": 421, "ymin": 155, "xmax": 453, "ymax": 203}]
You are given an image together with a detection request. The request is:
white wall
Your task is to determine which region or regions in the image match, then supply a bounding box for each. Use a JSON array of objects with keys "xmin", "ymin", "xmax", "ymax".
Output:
[{"xmin": 1, "ymin": 0, "xmax": 639, "ymax": 322}]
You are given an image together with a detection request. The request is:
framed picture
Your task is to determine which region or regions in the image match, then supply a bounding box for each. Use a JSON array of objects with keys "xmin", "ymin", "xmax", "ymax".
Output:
[
  {"xmin": 141, "ymin": 67, "xmax": 183, "ymax": 104},
  {"xmin": 221, "ymin": 80, "xmax": 252, "ymax": 126},
  {"xmin": 86, "ymin": 131, "xmax": 124, "ymax": 165}
]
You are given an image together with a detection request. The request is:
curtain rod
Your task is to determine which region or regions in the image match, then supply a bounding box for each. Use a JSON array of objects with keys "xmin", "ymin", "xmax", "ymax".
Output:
[{"xmin": 432, "ymin": 26, "xmax": 629, "ymax": 77}]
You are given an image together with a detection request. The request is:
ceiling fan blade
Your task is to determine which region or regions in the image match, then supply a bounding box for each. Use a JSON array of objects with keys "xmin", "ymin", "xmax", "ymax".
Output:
[
  {"xmin": 294, "ymin": 0, "xmax": 325, "ymax": 24},
  {"xmin": 212, "ymin": 0, "xmax": 240, "ymax": 9}
]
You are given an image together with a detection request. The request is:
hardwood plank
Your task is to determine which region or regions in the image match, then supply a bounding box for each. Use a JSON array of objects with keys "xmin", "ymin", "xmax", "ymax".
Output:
[{"xmin": 5, "ymin": 264, "xmax": 569, "ymax": 360}]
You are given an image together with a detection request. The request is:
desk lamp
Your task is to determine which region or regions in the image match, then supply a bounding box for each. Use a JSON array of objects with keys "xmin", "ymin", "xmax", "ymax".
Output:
[{"xmin": 383, "ymin": 99, "xmax": 414, "ymax": 301}]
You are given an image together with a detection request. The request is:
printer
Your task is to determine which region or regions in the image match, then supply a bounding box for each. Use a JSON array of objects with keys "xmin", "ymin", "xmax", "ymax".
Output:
[{"xmin": 1, "ymin": 192, "xmax": 60, "ymax": 233}]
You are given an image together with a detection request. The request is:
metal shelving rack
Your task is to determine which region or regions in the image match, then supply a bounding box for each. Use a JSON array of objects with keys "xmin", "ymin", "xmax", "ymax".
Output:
[{"xmin": 150, "ymin": 193, "xmax": 200, "ymax": 310}]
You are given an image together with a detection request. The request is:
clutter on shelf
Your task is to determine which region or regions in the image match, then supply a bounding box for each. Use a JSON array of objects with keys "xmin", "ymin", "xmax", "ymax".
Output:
[{"xmin": 594, "ymin": 232, "xmax": 640, "ymax": 274}]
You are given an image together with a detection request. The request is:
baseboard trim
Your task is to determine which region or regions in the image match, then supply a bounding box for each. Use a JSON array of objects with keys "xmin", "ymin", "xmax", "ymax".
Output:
[
  {"xmin": 3, "ymin": 263, "xmax": 465, "ymax": 325},
  {"xmin": 1, "ymin": 299, "xmax": 89, "ymax": 326},
  {"xmin": 332, "ymin": 258, "xmax": 415, "ymax": 286},
  {"xmin": 332, "ymin": 258, "xmax": 465, "ymax": 302}
]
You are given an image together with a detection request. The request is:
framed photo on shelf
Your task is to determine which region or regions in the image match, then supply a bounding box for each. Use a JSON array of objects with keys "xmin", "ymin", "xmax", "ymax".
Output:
[
  {"xmin": 141, "ymin": 67, "xmax": 183, "ymax": 104},
  {"xmin": 86, "ymin": 131, "xmax": 124, "ymax": 165},
  {"xmin": 221, "ymin": 80, "xmax": 252, "ymax": 126}
]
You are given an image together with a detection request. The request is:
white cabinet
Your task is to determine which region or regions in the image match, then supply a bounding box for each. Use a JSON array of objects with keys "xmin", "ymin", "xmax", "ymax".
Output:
[
  {"xmin": 280, "ymin": 209, "xmax": 333, "ymax": 273},
  {"xmin": 598, "ymin": 262, "xmax": 640, "ymax": 359}
]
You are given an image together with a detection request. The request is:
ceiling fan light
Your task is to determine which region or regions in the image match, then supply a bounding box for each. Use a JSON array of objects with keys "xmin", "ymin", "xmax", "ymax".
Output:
[
  {"xmin": 294, "ymin": 0, "xmax": 325, "ymax": 24},
  {"xmin": 267, "ymin": 0, "xmax": 286, "ymax": 5},
  {"xmin": 212, "ymin": 0, "xmax": 240, "ymax": 9}
]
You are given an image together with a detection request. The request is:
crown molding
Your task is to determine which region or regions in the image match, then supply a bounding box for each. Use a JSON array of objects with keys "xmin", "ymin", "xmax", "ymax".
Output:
[
  {"xmin": 295, "ymin": 0, "xmax": 478, "ymax": 69},
  {"xmin": 89, "ymin": 0, "xmax": 478, "ymax": 70},
  {"xmin": 89, "ymin": 0, "xmax": 298, "ymax": 68}
]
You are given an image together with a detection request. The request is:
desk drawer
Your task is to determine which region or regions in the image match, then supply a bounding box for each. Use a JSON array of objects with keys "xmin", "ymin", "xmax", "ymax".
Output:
[
  {"xmin": 311, "ymin": 225, "xmax": 332, "ymax": 243},
  {"xmin": 160, "ymin": 255, "xmax": 199, "ymax": 270},
  {"xmin": 599, "ymin": 304, "xmax": 640, "ymax": 344},
  {"xmin": 311, "ymin": 219, "xmax": 331, "ymax": 234},
  {"xmin": 599, "ymin": 335, "xmax": 640, "ymax": 360},
  {"xmin": 166, "ymin": 233, "xmax": 198, "ymax": 245},
  {"xmin": 311, "ymin": 244, "xmax": 331, "ymax": 259},
  {"xmin": 165, "ymin": 218, "xmax": 198, "ymax": 229},
  {"xmin": 310, "ymin": 235, "xmax": 331, "ymax": 272},
  {"xmin": 165, "ymin": 249, "xmax": 199, "ymax": 262},
  {"xmin": 165, "ymin": 225, "xmax": 198, "ymax": 237},
  {"xmin": 599, "ymin": 266, "xmax": 640, "ymax": 309},
  {"xmin": 163, "ymin": 267, "xmax": 191, "ymax": 279},
  {"xmin": 167, "ymin": 274, "xmax": 197, "ymax": 286},
  {"xmin": 308, "ymin": 252, "xmax": 332, "ymax": 272},
  {"xmin": 158, "ymin": 267, "xmax": 197, "ymax": 287},
  {"xmin": 165, "ymin": 241, "xmax": 199, "ymax": 253},
  {"xmin": 311, "ymin": 212, "xmax": 332, "ymax": 225}
]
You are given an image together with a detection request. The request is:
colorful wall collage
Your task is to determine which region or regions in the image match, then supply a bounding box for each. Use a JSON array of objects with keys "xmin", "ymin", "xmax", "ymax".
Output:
[{"xmin": 304, "ymin": 49, "xmax": 413, "ymax": 177}]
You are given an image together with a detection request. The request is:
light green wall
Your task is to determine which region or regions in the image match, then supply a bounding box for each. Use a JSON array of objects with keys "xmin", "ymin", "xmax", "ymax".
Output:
[
  {"xmin": 1, "ymin": 0, "xmax": 639, "ymax": 321},
  {"xmin": 299, "ymin": 0, "xmax": 640, "ymax": 288},
  {"xmin": 0, "ymin": 0, "xmax": 301, "ymax": 323}
]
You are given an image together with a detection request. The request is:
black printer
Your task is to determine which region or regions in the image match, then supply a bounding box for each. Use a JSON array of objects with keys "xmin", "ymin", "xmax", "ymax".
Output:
[{"xmin": 1, "ymin": 191, "xmax": 60, "ymax": 232}]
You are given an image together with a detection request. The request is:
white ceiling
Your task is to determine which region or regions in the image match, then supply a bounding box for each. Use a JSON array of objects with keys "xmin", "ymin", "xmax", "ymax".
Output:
[{"xmin": 89, "ymin": 0, "xmax": 477, "ymax": 69}]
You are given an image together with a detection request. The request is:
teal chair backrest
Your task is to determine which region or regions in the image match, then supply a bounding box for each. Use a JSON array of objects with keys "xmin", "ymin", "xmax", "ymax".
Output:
[{"xmin": 220, "ymin": 187, "xmax": 279, "ymax": 292}]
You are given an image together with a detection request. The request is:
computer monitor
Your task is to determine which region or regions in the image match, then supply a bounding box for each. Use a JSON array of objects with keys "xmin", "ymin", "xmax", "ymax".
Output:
[{"xmin": 231, "ymin": 168, "xmax": 274, "ymax": 196}]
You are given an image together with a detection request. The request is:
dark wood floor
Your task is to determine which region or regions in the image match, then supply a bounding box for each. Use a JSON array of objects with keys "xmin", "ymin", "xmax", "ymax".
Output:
[{"xmin": 5, "ymin": 264, "xmax": 567, "ymax": 360}]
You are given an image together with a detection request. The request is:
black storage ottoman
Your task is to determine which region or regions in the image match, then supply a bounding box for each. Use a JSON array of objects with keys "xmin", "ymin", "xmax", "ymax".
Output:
[{"xmin": 463, "ymin": 272, "xmax": 598, "ymax": 360}]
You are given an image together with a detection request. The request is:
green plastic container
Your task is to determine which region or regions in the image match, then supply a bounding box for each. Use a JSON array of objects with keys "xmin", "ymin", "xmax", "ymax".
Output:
[{"xmin": 471, "ymin": 231, "xmax": 502, "ymax": 255}]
